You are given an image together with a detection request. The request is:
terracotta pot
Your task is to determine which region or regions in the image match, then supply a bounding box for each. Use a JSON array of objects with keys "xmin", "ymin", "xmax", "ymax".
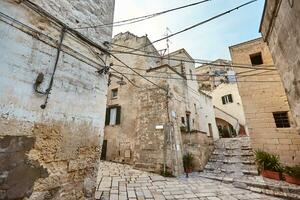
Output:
[
  {"xmin": 283, "ymin": 173, "xmax": 300, "ymax": 185},
  {"xmin": 184, "ymin": 167, "xmax": 193, "ymax": 173},
  {"xmin": 261, "ymin": 170, "xmax": 281, "ymax": 180}
]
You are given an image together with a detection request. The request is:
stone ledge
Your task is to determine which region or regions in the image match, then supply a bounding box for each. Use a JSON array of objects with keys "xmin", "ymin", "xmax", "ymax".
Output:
[{"xmin": 199, "ymin": 174, "xmax": 300, "ymax": 200}]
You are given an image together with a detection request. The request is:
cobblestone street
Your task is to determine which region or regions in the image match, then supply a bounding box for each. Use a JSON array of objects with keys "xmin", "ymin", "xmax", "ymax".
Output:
[{"xmin": 96, "ymin": 161, "xmax": 284, "ymax": 200}]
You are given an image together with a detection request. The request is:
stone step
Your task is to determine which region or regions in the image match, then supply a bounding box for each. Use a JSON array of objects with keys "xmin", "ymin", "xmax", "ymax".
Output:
[
  {"xmin": 199, "ymin": 174, "xmax": 300, "ymax": 200},
  {"xmin": 213, "ymin": 148, "xmax": 253, "ymax": 153},
  {"xmin": 134, "ymin": 163, "xmax": 157, "ymax": 172},
  {"xmin": 204, "ymin": 165, "xmax": 257, "ymax": 174},
  {"xmin": 242, "ymin": 169, "xmax": 259, "ymax": 176},
  {"xmin": 208, "ymin": 159, "xmax": 255, "ymax": 165}
]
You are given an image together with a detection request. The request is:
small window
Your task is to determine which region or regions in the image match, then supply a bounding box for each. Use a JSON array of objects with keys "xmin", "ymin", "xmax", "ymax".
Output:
[
  {"xmin": 250, "ymin": 52, "xmax": 263, "ymax": 65},
  {"xmin": 221, "ymin": 94, "xmax": 233, "ymax": 105},
  {"xmin": 194, "ymin": 103, "xmax": 197, "ymax": 114},
  {"xmin": 273, "ymin": 112, "xmax": 290, "ymax": 128},
  {"xmin": 189, "ymin": 69, "xmax": 193, "ymax": 80},
  {"xmin": 111, "ymin": 88, "xmax": 118, "ymax": 99},
  {"xmin": 105, "ymin": 106, "xmax": 121, "ymax": 126},
  {"xmin": 181, "ymin": 117, "xmax": 185, "ymax": 125}
]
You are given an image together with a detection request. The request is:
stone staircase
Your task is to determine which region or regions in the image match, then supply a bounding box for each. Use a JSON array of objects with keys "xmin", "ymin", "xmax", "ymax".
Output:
[
  {"xmin": 203, "ymin": 137, "xmax": 258, "ymax": 179},
  {"xmin": 199, "ymin": 137, "xmax": 300, "ymax": 200}
]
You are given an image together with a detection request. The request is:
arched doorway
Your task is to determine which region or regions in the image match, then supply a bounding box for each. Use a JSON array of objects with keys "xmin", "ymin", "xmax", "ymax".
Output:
[{"xmin": 215, "ymin": 118, "xmax": 237, "ymax": 138}]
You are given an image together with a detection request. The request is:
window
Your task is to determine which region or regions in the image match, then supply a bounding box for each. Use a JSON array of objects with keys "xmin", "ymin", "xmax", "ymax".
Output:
[
  {"xmin": 221, "ymin": 94, "xmax": 233, "ymax": 105},
  {"xmin": 189, "ymin": 69, "xmax": 193, "ymax": 80},
  {"xmin": 250, "ymin": 52, "xmax": 263, "ymax": 65},
  {"xmin": 194, "ymin": 103, "xmax": 197, "ymax": 114},
  {"xmin": 273, "ymin": 112, "xmax": 290, "ymax": 128},
  {"xmin": 105, "ymin": 106, "xmax": 121, "ymax": 125},
  {"xmin": 186, "ymin": 113, "xmax": 191, "ymax": 133},
  {"xmin": 181, "ymin": 117, "xmax": 185, "ymax": 125},
  {"xmin": 111, "ymin": 88, "xmax": 118, "ymax": 99}
]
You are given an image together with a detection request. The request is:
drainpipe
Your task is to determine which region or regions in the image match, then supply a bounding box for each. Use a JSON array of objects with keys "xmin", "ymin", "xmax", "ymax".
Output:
[
  {"xmin": 35, "ymin": 26, "xmax": 66, "ymax": 109},
  {"xmin": 163, "ymin": 87, "xmax": 171, "ymax": 175}
]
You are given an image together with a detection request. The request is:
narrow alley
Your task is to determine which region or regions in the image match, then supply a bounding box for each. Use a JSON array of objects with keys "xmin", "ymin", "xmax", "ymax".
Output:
[{"xmin": 0, "ymin": 0, "xmax": 299, "ymax": 200}]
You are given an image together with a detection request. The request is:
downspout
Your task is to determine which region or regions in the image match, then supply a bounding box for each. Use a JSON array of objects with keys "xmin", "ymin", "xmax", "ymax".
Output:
[
  {"xmin": 40, "ymin": 26, "xmax": 66, "ymax": 109},
  {"xmin": 163, "ymin": 88, "xmax": 171, "ymax": 175}
]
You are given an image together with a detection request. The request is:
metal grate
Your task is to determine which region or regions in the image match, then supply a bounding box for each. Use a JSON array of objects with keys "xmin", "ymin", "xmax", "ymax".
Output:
[{"xmin": 273, "ymin": 112, "xmax": 290, "ymax": 128}]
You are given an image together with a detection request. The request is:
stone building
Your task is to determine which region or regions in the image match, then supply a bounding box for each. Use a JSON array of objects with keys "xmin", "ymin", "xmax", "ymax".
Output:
[
  {"xmin": 103, "ymin": 32, "xmax": 218, "ymax": 176},
  {"xmin": 195, "ymin": 59, "xmax": 234, "ymax": 91},
  {"xmin": 195, "ymin": 60, "xmax": 247, "ymax": 138},
  {"xmin": 211, "ymin": 83, "xmax": 248, "ymax": 138},
  {"xmin": 229, "ymin": 38, "xmax": 300, "ymax": 165},
  {"xmin": 0, "ymin": 0, "xmax": 114, "ymax": 199},
  {"xmin": 260, "ymin": 0, "xmax": 300, "ymax": 133}
]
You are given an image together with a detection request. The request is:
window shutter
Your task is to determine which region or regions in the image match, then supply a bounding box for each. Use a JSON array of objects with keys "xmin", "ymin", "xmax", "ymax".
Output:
[
  {"xmin": 228, "ymin": 94, "xmax": 233, "ymax": 103},
  {"xmin": 105, "ymin": 108, "xmax": 110, "ymax": 125},
  {"xmin": 116, "ymin": 106, "xmax": 121, "ymax": 125},
  {"xmin": 222, "ymin": 97, "xmax": 225, "ymax": 104}
]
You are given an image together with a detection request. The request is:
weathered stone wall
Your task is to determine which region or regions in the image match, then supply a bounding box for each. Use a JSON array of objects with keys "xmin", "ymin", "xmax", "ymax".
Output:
[
  {"xmin": 211, "ymin": 83, "xmax": 248, "ymax": 135},
  {"xmin": 181, "ymin": 132, "xmax": 214, "ymax": 171},
  {"xmin": 105, "ymin": 33, "xmax": 182, "ymax": 175},
  {"xmin": 0, "ymin": 0, "xmax": 114, "ymax": 199},
  {"xmin": 134, "ymin": 86, "xmax": 170, "ymax": 173},
  {"xmin": 104, "ymin": 32, "xmax": 218, "ymax": 176},
  {"xmin": 195, "ymin": 59, "xmax": 232, "ymax": 91},
  {"xmin": 31, "ymin": 0, "xmax": 115, "ymax": 45},
  {"xmin": 229, "ymin": 38, "xmax": 300, "ymax": 165},
  {"xmin": 159, "ymin": 50, "xmax": 219, "ymax": 140},
  {"xmin": 260, "ymin": 0, "xmax": 300, "ymax": 133},
  {"xmin": 104, "ymin": 32, "xmax": 161, "ymax": 165}
]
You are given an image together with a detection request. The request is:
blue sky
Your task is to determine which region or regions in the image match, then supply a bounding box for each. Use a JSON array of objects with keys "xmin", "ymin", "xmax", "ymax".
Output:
[{"xmin": 113, "ymin": 0, "xmax": 265, "ymax": 62}]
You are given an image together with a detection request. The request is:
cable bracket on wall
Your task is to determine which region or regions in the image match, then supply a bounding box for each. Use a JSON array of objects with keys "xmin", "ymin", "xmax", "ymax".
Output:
[{"xmin": 33, "ymin": 26, "xmax": 66, "ymax": 109}]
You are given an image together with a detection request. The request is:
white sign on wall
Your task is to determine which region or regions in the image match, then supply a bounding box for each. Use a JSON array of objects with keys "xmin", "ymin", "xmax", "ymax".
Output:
[
  {"xmin": 171, "ymin": 111, "xmax": 176, "ymax": 118},
  {"xmin": 155, "ymin": 125, "xmax": 164, "ymax": 130}
]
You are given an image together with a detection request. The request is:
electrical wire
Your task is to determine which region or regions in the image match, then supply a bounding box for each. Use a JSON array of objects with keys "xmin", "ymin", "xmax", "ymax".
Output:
[
  {"xmin": 236, "ymin": 70, "xmax": 277, "ymax": 78},
  {"xmin": 110, "ymin": 50, "xmax": 276, "ymax": 71},
  {"xmin": 109, "ymin": 67, "xmax": 141, "ymax": 88},
  {"xmin": 124, "ymin": 0, "xmax": 258, "ymax": 53},
  {"xmin": 111, "ymin": 42, "xmax": 276, "ymax": 69},
  {"xmin": 74, "ymin": 0, "xmax": 212, "ymax": 29},
  {"xmin": 112, "ymin": 63, "xmax": 278, "ymax": 78},
  {"xmin": 110, "ymin": 72, "xmax": 281, "ymax": 83},
  {"xmin": 110, "ymin": 42, "xmax": 276, "ymax": 71},
  {"xmin": 110, "ymin": 53, "xmax": 168, "ymax": 92}
]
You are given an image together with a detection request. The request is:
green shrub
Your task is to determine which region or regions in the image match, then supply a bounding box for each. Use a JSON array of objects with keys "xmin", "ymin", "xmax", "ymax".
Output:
[
  {"xmin": 180, "ymin": 126, "xmax": 187, "ymax": 133},
  {"xmin": 160, "ymin": 165, "xmax": 174, "ymax": 177},
  {"xmin": 183, "ymin": 152, "xmax": 194, "ymax": 170},
  {"xmin": 254, "ymin": 150, "xmax": 282, "ymax": 172},
  {"xmin": 285, "ymin": 165, "xmax": 300, "ymax": 178}
]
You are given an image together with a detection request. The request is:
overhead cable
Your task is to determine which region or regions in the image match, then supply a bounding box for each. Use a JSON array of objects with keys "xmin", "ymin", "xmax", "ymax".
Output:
[
  {"xmin": 74, "ymin": 0, "xmax": 212, "ymax": 29},
  {"xmin": 123, "ymin": 0, "xmax": 258, "ymax": 53}
]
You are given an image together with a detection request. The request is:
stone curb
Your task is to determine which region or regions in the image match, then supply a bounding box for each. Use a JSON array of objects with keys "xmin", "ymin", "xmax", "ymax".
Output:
[{"xmin": 199, "ymin": 174, "xmax": 300, "ymax": 200}]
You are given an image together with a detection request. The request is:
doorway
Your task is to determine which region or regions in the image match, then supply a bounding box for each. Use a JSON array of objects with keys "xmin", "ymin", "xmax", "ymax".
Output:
[{"xmin": 100, "ymin": 140, "xmax": 107, "ymax": 160}]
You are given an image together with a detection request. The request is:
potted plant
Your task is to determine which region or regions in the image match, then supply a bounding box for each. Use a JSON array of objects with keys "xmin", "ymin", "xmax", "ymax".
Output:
[
  {"xmin": 255, "ymin": 150, "xmax": 283, "ymax": 180},
  {"xmin": 283, "ymin": 165, "xmax": 300, "ymax": 185},
  {"xmin": 183, "ymin": 152, "xmax": 194, "ymax": 177}
]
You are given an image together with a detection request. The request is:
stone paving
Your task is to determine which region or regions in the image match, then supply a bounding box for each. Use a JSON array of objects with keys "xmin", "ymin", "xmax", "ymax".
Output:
[{"xmin": 96, "ymin": 161, "xmax": 284, "ymax": 200}]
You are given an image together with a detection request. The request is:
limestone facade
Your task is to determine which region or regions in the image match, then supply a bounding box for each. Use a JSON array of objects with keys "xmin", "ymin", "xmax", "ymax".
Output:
[
  {"xmin": 103, "ymin": 32, "xmax": 218, "ymax": 176},
  {"xmin": 260, "ymin": 0, "xmax": 300, "ymax": 133},
  {"xmin": 229, "ymin": 38, "xmax": 300, "ymax": 165},
  {"xmin": 211, "ymin": 83, "xmax": 248, "ymax": 137},
  {"xmin": 195, "ymin": 59, "xmax": 233, "ymax": 91},
  {"xmin": 0, "ymin": 0, "xmax": 114, "ymax": 199}
]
